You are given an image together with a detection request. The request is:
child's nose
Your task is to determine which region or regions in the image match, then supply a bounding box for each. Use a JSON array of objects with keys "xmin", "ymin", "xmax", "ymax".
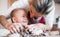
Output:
[{"xmin": 24, "ymin": 17, "xmax": 28, "ymax": 20}]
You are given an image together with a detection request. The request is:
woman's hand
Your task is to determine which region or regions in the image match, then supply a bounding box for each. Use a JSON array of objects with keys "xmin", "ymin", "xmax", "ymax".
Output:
[{"xmin": 4, "ymin": 23, "xmax": 23, "ymax": 34}]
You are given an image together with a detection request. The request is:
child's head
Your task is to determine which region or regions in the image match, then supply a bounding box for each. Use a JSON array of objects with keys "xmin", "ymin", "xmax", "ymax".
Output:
[{"xmin": 10, "ymin": 8, "xmax": 28, "ymax": 26}]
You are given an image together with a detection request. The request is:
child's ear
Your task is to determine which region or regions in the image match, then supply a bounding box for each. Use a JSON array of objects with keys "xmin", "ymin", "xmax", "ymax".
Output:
[{"xmin": 12, "ymin": 17, "xmax": 17, "ymax": 23}]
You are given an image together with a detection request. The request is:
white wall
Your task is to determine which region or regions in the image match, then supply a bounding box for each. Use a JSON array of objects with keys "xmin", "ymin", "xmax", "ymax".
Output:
[
  {"xmin": 0, "ymin": 0, "xmax": 8, "ymax": 13},
  {"xmin": 55, "ymin": 3, "xmax": 60, "ymax": 18}
]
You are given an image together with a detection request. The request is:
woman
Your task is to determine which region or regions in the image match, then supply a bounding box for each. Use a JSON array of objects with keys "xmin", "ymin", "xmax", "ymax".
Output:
[{"xmin": 0, "ymin": 0, "xmax": 55, "ymax": 33}]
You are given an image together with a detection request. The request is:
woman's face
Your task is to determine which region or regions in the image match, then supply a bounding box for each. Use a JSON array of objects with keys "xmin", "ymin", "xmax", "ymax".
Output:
[
  {"xmin": 29, "ymin": 5, "xmax": 42, "ymax": 18},
  {"xmin": 29, "ymin": 5, "xmax": 35, "ymax": 18}
]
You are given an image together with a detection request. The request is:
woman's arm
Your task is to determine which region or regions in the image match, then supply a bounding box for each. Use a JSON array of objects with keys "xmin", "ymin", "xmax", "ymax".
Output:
[
  {"xmin": 0, "ymin": 15, "xmax": 23, "ymax": 33},
  {"xmin": 0, "ymin": 15, "xmax": 9, "ymax": 28},
  {"xmin": 45, "ymin": 0, "xmax": 55, "ymax": 28}
]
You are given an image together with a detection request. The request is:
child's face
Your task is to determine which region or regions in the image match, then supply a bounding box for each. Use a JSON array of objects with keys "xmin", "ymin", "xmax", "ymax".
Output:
[{"xmin": 13, "ymin": 10, "xmax": 28, "ymax": 26}]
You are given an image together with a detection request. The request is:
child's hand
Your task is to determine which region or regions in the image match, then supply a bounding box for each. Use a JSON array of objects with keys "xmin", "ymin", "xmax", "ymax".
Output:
[{"xmin": 5, "ymin": 23, "xmax": 23, "ymax": 34}]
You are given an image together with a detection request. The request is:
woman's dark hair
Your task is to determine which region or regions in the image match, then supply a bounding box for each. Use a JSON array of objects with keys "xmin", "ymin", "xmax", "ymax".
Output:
[{"xmin": 32, "ymin": 0, "xmax": 52, "ymax": 15}]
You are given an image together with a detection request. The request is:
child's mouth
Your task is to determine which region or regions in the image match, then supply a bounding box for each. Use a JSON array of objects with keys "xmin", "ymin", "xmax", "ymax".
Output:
[
  {"xmin": 21, "ymin": 21, "xmax": 28, "ymax": 26},
  {"xmin": 22, "ymin": 21, "xmax": 27, "ymax": 23}
]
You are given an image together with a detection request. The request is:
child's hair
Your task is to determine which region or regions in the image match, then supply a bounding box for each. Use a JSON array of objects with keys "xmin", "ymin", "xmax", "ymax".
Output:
[
  {"xmin": 31, "ymin": 0, "xmax": 52, "ymax": 15},
  {"xmin": 10, "ymin": 8, "xmax": 34, "ymax": 24},
  {"xmin": 10, "ymin": 8, "xmax": 27, "ymax": 23}
]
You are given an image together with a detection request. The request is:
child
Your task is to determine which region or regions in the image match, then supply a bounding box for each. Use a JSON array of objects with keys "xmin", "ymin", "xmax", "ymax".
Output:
[
  {"xmin": 10, "ymin": 8, "xmax": 51, "ymax": 36},
  {"xmin": 9, "ymin": 8, "xmax": 29, "ymax": 37}
]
